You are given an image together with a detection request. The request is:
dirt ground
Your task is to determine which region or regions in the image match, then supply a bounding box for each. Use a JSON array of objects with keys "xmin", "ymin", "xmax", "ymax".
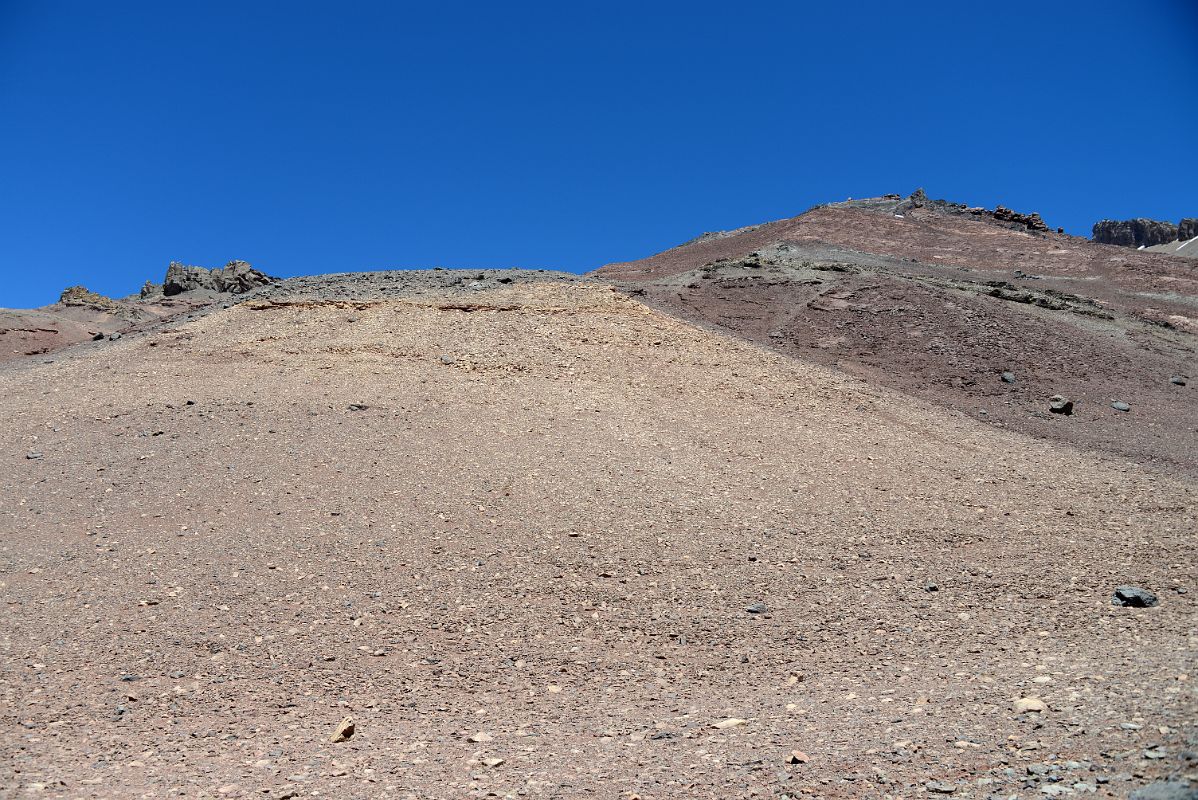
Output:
[{"xmin": 1, "ymin": 274, "xmax": 1194, "ymax": 798}]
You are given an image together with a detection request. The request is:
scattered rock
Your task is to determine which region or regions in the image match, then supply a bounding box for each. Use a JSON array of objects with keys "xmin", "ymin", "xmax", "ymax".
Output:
[
  {"xmin": 1171, "ymin": 375, "xmax": 1188, "ymax": 386},
  {"xmin": 745, "ymin": 602, "xmax": 768, "ymax": 614},
  {"xmin": 1001, "ymin": 371, "xmax": 1016, "ymax": 384},
  {"xmin": 26, "ymin": 452, "xmax": 43, "ymax": 460},
  {"xmin": 163, "ymin": 260, "xmax": 276, "ymax": 296},
  {"xmin": 786, "ymin": 750, "xmax": 809, "ymax": 764},
  {"xmin": 347, "ymin": 404, "xmax": 370, "ymax": 411},
  {"xmin": 439, "ymin": 355, "xmax": 456, "ymax": 365},
  {"xmin": 923, "ymin": 582, "xmax": 939, "ymax": 593},
  {"xmin": 481, "ymin": 757, "xmax": 505, "ymax": 767},
  {"xmin": 329, "ymin": 716, "xmax": 355, "ymax": 743},
  {"xmin": 926, "ymin": 781, "xmax": 956, "ymax": 794},
  {"xmin": 1130, "ymin": 782, "xmax": 1198, "ymax": 800},
  {"xmin": 108, "ymin": 332, "xmax": 121, "ymax": 341},
  {"xmin": 1014, "ymin": 697, "xmax": 1048, "ymax": 713},
  {"xmin": 1111, "ymin": 401, "xmax": 1130, "ymax": 412},
  {"xmin": 1112, "ymin": 585, "xmax": 1158, "ymax": 608},
  {"xmin": 1049, "ymin": 395, "xmax": 1074, "ymax": 415},
  {"xmin": 467, "ymin": 732, "xmax": 493, "ymax": 743}
]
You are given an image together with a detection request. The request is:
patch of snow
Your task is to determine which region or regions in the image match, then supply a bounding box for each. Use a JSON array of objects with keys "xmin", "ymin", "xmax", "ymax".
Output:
[
  {"xmin": 1137, "ymin": 245, "xmax": 1145, "ymax": 250},
  {"xmin": 1178, "ymin": 236, "xmax": 1197, "ymax": 251}
]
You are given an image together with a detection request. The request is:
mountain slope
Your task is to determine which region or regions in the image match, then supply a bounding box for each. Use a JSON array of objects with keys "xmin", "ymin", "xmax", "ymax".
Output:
[
  {"xmin": 2, "ymin": 271, "xmax": 1194, "ymax": 797},
  {"xmin": 599, "ymin": 194, "xmax": 1198, "ymax": 475}
]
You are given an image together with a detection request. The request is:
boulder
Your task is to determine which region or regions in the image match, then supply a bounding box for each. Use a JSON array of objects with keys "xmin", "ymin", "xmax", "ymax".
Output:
[{"xmin": 1179, "ymin": 218, "xmax": 1198, "ymax": 241}]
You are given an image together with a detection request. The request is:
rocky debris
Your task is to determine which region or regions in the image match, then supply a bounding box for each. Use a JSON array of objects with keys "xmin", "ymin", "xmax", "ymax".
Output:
[
  {"xmin": 480, "ymin": 757, "xmax": 505, "ymax": 768},
  {"xmin": 1013, "ymin": 697, "xmax": 1047, "ymax": 713},
  {"xmin": 745, "ymin": 602, "xmax": 768, "ymax": 614},
  {"xmin": 329, "ymin": 716, "xmax": 355, "ymax": 743},
  {"xmin": 1171, "ymin": 375, "xmax": 1188, "ymax": 386},
  {"xmin": 26, "ymin": 451, "xmax": 43, "ymax": 460},
  {"xmin": 1049, "ymin": 395, "xmax": 1074, "ymax": 415},
  {"xmin": 786, "ymin": 750, "xmax": 809, "ymax": 764},
  {"xmin": 466, "ymin": 732, "xmax": 492, "ymax": 743},
  {"xmin": 892, "ymin": 189, "xmax": 1050, "ymax": 232},
  {"xmin": 926, "ymin": 781, "xmax": 957, "ymax": 793},
  {"xmin": 1001, "ymin": 371, "xmax": 1016, "ymax": 384},
  {"xmin": 1112, "ymin": 585, "xmax": 1158, "ymax": 607},
  {"xmin": 1130, "ymin": 782, "xmax": 1198, "ymax": 800},
  {"xmin": 1179, "ymin": 219, "xmax": 1198, "ymax": 241},
  {"xmin": 1092, "ymin": 219, "xmax": 1180, "ymax": 248},
  {"xmin": 1112, "ymin": 401, "xmax": 1130, "ymax": 412},
  {"xmin": 162, "ymin": 260, "xmax": 277, "ymax": 297}
]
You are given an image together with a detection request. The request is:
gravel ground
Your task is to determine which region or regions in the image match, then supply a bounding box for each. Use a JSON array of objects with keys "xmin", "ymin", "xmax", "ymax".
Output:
[{"xmin": 1, "ymin": 273, "xmax": 1195, "ymax": 798}]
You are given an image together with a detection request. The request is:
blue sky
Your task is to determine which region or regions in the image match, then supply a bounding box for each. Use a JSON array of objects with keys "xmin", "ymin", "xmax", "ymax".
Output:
[{"xmin": 2, "ymin": 1, "xmax": 1195, "ymax": 307}]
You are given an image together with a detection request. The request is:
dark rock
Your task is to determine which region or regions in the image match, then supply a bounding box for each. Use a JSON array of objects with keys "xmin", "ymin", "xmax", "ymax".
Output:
[
  {"xmin": 92, "ymin": 332, "xmax": 105, "ymax": 341},
  {"xmin": 1129, "ymin": 782, "xmax": 1198, "ymax": 800},
  {"xmin": 1111, "ymin": 401, "xmax": 1130, "ymax": 412},
  {"xmin": 1092, "ymin": 219, "xmax": 1179, "ymax": 248},
  {"xmin": 59, "ymin": 286, "xmax": 123, "ymax": 312},
  {"xmin": 1001, "ymin": 371, "xmax": 1016, "ymax": 384},
  {"xmin": 923, "ymin": 582, "xmax": 939, "ymax": 592},
  {"xmin": 1048, "ymin": 395, "xmax": 1074, "ymax": 415},
  {"xmin": 347, "ymin": 404, "xmax": 369, "ymax": 411},
  {"xmin": 993, "ymin": 205, "xmax": 1050, "ymax": 233},
  {"xmin": 26, "ymin": 452, "xmax": 43, "ymax": 460},
  {"xmin": 1112, "ymin": 585, "xmax": 1158, "ymax": 608},
  {"xmin": 745, "ymin": 602, "xmax": 768, "ymax": 614},
  {"xmin": 162, "ymin": 260, "xmax": 277, "ymax": 296},
  {"xmin": 140, "ymin": 281, "xmax": 163, "ymax": 298},
  {"xmin": 1171, "ymin": 375, "xmax": 1188, "ymax": 386},
  {"xmin": 1179, "ymin": 219, "xmax": 1198, "ymax": 241}
]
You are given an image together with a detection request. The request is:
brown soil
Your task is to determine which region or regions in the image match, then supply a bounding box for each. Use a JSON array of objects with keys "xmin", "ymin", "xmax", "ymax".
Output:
[{"xmin": 1, "ymin": 275, "xmax": 1194, "ymax": 798}]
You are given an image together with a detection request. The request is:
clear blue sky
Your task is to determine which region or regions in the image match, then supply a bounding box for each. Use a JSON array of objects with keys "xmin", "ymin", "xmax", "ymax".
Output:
[{"xmin": 2, "ymin": 1, "xmax": 1195, "ymax": 307}]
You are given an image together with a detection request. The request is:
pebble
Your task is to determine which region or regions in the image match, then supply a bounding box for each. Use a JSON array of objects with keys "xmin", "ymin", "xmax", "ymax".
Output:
[
  {"xmin": 926, "ymin": 781, "xmax": 956, "ymax": 793},
  {"xmin": 329, "ymin": 716, "xmax": 355, "ymax": 743},
  {"xmin": 481, "ymin": 757, "xmax": 504, "ymax": 767},
  {"xmin": 786, "ymin": 750, "xmax": 809, "ymax": 764},
  {"xmin": 745, "ymin": 602, "xmax": 768, "ymax": 614},
  {"xmin": 1170, "ymin": 376, "xmax": 1187, "ymax": 386},
  {"xmin": 1001, "ymin": 371, "xmax": 1016, "ymax": 384},
  {"xmin": 1111, "ymin": 585, "xmax": 1158, "ymax": 608},
  {"xmin": 1111, "ymin": 401, "xmax": 1130, "ymax": 412},
  {"xmin": 713, "ymin": 718, "xmax": 748, "ymax": 729},
  {"xmin": 1014, "ymin": 697, "xmax": 1048, "ymax": 713},
  {"xmin": 26, "ymin": 452, "xmax": 43, "ymax": 460},
  {"xmin": 467, "ymin": 732, "xmax": 493, "ymax": 743}
]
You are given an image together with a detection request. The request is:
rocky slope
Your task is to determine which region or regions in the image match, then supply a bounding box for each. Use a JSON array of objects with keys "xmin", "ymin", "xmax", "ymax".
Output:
[
  {"xmin": 1, "ymin": 271, "xmax": 1194, "ymax": 798},
  {"xmin": 599, "ymin": 190, "xmax": 1198, "ymax": 476},
  {"xmin": 0, "ymin": 261, "xmax": 277, "ymax": 363}
]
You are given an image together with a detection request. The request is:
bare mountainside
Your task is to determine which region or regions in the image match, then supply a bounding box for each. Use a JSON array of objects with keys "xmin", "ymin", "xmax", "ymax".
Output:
[
  {"xmin": 599, "ymin": 193, "xmax": 1198, "ymax": 476},
  {"xmin": 2, "ymin": 271, "xmax": 1194, "ymax": 798}
]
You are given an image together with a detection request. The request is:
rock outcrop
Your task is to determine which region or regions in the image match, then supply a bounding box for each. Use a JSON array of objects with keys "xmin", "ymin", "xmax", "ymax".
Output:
[
  {"xmin": 162, "ymin": 260, "xmax": 277, "ymax": 296},
  {"xmin": 1179, "ymin": 219, "xmax": 1198, "ymax": 240},
  {"xmin": 893, "ymin": 189, "xmax": 1050, "ymax": 233},
  {"xmin": 1092, "ymin": 219, "xmax": 1180, "ymax": 248},
  {"xmin": 58, "ymin": 286, "xmax": 124, "ymax": 313}
]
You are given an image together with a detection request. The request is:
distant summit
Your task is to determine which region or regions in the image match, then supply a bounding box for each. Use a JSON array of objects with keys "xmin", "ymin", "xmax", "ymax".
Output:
[{"xmin": 1092, "ymin": 217, "xmax": 1198, "ymax": 258}]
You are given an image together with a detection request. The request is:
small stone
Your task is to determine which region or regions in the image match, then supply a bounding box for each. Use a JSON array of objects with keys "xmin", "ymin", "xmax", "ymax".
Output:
[
  {"xmin": 440, "ymin": 355, "xmax": 456, "ymax": 365},
  {"xmin": 786, "ymin": 750, "xmax": 809, "ymax": 764},
  {"xmin": 481, "ymin": 757, "xmax": 504, "ymax": 767},
  {"xmin": 467, "ymin": 732, "xmax": 493, "ymax": 743},
  {"xmin": 1112, "ymin": 585, "xmax": 1158, "ymax": 608},
  {"xmin": 1014, "ymin": 697, "xmax": 1048, "ymax": 713},
  {"xmin": 745, "ymin": 602, "xmax": 768, "ymax": 614},
  {"xmin": 1001, "ymin": 371, "xmax": 1016, "ymax": 384},
  {"xmin": 329, "ymin": 716, "xmax": 355, "ymax": 743},
  {"xmin": 926, "ymin": 781, "xmax": 956, "ymax": 793},
  {"xmin": 1049, "ymin": 395, "xmax": 1074, "ymax": 415},
  {"xmin": 1111, "ymin": 401, "xmax": 1130, "ymax": 412},
  {"xmin": 1170, "ymin": 376, "xmax": 1187, "ymax": 386},
  {"xmin": 923, "ymin": 582, "xmax": 939, "ymax": 593},
  {"xmin": 108, "ymin": 332, "xmax": 121, "ymax": 340},
  {"xmin": 347, "ymin": 404, "xmax": 369, "ymax": 411},
  {"xmin": 714, "ymin": 718, "xmax": 748, "ymax": 729},
  {"xmin": 26, "ymin": 452, "xmax": 43, "ymax": 460}
]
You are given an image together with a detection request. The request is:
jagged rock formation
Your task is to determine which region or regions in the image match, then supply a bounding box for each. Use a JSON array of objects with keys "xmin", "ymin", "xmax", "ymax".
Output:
[
  {"xmin": 869, "ymin": 189, "xmax": 1050, "ymax": 234},
  {"xmin": 161, "ymin": 260, "xmax": 277, "ymax": 296},
  {"xmin": 58, "ymin": 286, "xmax": 123, "ymax": 313},
  {"xmin": 1180, "ymin": 219, "xmax": 1198, "ymax": 240},
  {"xmin": 1092, "ymin": 218, "xmax": 1179, "ymax": 248}
]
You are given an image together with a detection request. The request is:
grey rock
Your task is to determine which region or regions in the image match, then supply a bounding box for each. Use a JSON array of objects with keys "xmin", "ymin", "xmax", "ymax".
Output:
[
  {"xmin": 926, "ymin": 781, "xmax": 956, "ymax": 794},
  {"xmin": 1112, "ymin": 585, "xmax": 1158, "ymax": 608},
  {"xmin": 108, "ymin": 332, "xmax": 121, "ymax": 341},
  {"xmin": 163, "ymin": 260, "xmax": 277, "ymax": 296},
  {"xmin": 439, "ymin": 355, "xmax": 456, "ymax": 365},
  {"xmin": 26, "ymin": 452, "xmax": 43, "ymax": 460},
  {"xmin": 1179, "ymin": 219, "xmax": 1198, "ymax": 240},
  {"xmin": 1171, "ymin": 375, "xmax": 1188, "ymax": 386},
  {"xmin": 1111, "ymin": 401, "xmax": 1130, "ymax": 412},
  {"xmin": 1129, "ymin": 782, "xmax": 1198, "ymax": 800},
  {"xmin": 745, "ymin": 602, "xmax": 768, "ymax": 614},
  {"xmin": 1049, "ymin": 395, "xmax": 1074, "ymax": 415},
  {"xmin": 1092, "ymin": 219, "xmax": 1179, "ymax": 247},
  {"xmin": 1001, "ymin": 371, "xmax": 1016, "ymax": 384}
]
